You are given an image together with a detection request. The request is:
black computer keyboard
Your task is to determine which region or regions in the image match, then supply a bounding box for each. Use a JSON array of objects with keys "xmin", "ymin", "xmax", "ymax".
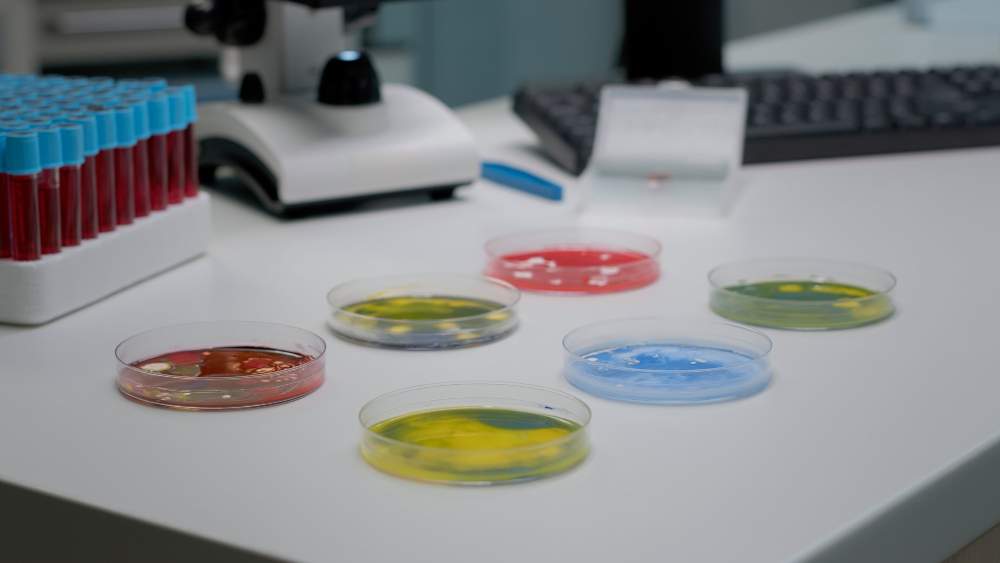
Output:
[{"xmin": 513, "ymin": 66, "xmax": 1000, "ymax": 174}]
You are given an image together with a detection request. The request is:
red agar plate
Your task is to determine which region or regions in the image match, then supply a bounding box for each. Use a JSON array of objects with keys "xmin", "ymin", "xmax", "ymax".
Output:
[{"xmin": 485, "ymin": 228, "xmax": 661, "ymax": 294}]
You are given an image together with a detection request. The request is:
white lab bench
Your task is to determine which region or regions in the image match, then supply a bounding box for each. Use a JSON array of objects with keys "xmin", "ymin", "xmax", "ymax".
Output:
[{"xmin": 3, "ymin": 4, "xmax": 1000, "ymax": 562}]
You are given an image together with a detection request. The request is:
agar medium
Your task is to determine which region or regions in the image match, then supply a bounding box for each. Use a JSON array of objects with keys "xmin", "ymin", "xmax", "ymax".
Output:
[
  {"xmin": 709, "ymin": 258, "xmax": 895, "ymax": 330},
  {"xmin": 484, "ymin": 227, "xmax": 661, "ymax": 294},
  {"xmin": 327, "ymin": 274, "xmax": 519, "ymax": 349},
  {"xmin": 563, "ymin": 318, "xmax": 772, "ymax": 405},
  {"xmin": 116, "ymin": 321, "xmax": 326, "ymax": 410},
  {"xmin": 359, "ymin": 383, "xmax": 590, "ymax": 485}
]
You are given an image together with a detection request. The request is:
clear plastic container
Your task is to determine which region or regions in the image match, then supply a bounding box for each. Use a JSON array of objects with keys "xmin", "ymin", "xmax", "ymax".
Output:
[
  {"xmin": 327, "ymin": 274, "xmax": 519, "ymax": 349},
  {"xmin": 116, "ymin": 321, "xmax": 326, "ymax": 410},
  {"xmin": 709, "ymin": 258, "xmax": 896, "ymax": 330},
  {"xmin": 484, "ymin": 227, "xmax": 661, "ymax": 294},
  {"xmin": 563, "ymin": 318, "xmax": 772, "ymax": 404},
  {"xmin": 359, "ymin": 382, "xmax": 591, "ymax": 485}
]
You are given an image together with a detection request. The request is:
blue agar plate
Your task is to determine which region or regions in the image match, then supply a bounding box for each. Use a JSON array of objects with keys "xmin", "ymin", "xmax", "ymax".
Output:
[{"xmin": 563, "ymin": 318, "xmax": 773, "ymax": 404}]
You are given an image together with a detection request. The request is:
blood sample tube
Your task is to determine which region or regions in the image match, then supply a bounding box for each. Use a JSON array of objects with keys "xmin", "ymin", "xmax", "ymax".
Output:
[
  {"xmin": 165, "ymin": 88, "xmax": 186, "ymax": 205},
  {"xmin": 92, "ymin": 107, "xmax": 117, "ymax": 233},
  {"xmin": 4, "ymin": 131, "xmax": 42, "ymax": 261},
  {"xmin": 127, "ymin": 98, "xmax": 151, "ymax": 218},
  {"xmin": 0, "ymin": 132, "xmax": 10, "ymax": 258},
  {"xmin": 146, "ymin": 95, "xmax": 169, "ymax": 212},
  {"xmin": 113, "ymin": 106, "xmax": 135, "ymax": 226},
  {"xmin": 55, "ymin": 120, "xmax": 84, "ymax": 247},
  {"xmin": 37, "ymin": 126, "xmax": 62, "ymax": 255},
  {"xmin": 66, "ymin": 113, "xmax": 99, "ymax": 240},
  {"xmin": 181, "ymin": 85, "xmax": 199, "ymax": 198}
]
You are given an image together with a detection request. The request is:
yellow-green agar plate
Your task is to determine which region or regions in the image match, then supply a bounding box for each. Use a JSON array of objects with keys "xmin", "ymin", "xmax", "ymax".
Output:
[
  {"xmin": 359, "ymin": 383, "xmax": 590, "ymax": 485},
  {"xmin": 709, "ymin": 259, "xmax": 896, "ymax": 330},
  {"xmin": 327, "ymin": 275, "xmax": 520, "ymax": 349}
]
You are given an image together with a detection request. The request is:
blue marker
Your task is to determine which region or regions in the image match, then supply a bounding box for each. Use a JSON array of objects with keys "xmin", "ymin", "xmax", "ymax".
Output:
[{"xmin": 481, "ymin": 161, "xmax": 563, "ymax": 201}]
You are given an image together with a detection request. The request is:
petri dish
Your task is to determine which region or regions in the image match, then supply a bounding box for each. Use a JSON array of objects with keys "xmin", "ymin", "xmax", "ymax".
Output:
[
  {"xmin": 709, "ymin": 258, "xmax": 896, "ymax": 330},
  {"xmin": 563, "ymin": 318, "xmax": 772, "ymax": 405},
  {"xmin": 359, "ymin": 382, "xmax": 590, "ymax": 485},
  {"xmin": 116, "ymin": 321, "xmax": 326, "ymax": 410},
  {"xmin": 484, "ymin": 227, "xmax": 661, "ymax": 294},
  {"xmin": 327, "ymin": 274, "xmax": 519, "ymax": 349}
]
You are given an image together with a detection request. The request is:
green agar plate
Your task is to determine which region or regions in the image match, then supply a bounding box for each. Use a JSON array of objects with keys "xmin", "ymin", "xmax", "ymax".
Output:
[
  {"xmin": 359, "ymin": 383, "xmax": 590, "ymax": 485},
  {"xmin": 709, "ymin": 259, "xmax": 895, "ymax": 330},
  {"xmin": 327, "ymin": 275, "xmax": 520, "ymax": 349}
]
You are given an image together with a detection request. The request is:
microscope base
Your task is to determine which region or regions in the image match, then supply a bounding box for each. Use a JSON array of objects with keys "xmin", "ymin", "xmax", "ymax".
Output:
[{"xmin": 197, "ymin": 83, "xmax": 480, "ymax": 216}]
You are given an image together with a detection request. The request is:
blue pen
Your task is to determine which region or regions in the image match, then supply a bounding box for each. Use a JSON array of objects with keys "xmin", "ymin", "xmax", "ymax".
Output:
[{"xmin": 482, "ymin": 161, "xmax": 562, "ymax": 201}]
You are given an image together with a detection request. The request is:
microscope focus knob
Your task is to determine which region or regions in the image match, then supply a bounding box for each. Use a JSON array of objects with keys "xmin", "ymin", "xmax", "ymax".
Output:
[{"xmin": 317, "ymin": 50, "xmax": 382, "ymax": 106}]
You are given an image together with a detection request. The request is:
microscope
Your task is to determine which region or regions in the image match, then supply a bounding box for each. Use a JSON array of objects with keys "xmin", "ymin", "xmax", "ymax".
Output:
[{"xmin": 185, "ymin": 0, "xmax": 480, "ymax": 216}]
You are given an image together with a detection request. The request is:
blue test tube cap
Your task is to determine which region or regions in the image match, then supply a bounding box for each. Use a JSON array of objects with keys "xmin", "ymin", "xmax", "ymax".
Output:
[
  {"xmin": 114, "ymin": 105, "xmax": 135, "ymax": 147},
  {"xmin": 54, "ymin": 121, "xmax": 84, "ymax": 166},
  {"xmin": 126, "ymin": 97, "xmax": 150, "ymax": 140},
  {"xmin": 93, "ymin": 107, "xmax": 117, "ymax": 150},
  {"xmin": 166, "ymin": 87, "xmax": 187, "ymax": 131},
  {"xmin": 147, "ymin": 94, "xmax": 170, "ymax": 136},
  {"xmin": 3, "ymin": 130, "xmax": 42, "ymax": 175},
  {"xmin": 65, "ymin": 113, "xmax": 99, "ymax": 157},
  {"xmin": 38, "ymin": 126, "xmax": 63, "ymax": 169},
  {"xmin": 182, "ymin": 84, "xmax": 198, "ymax": 123}
]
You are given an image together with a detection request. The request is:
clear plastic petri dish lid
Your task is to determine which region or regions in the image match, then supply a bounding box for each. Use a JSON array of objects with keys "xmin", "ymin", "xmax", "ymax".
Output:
[
  {"xmin": 709, "ymin": 258, "xmax": 896, "ymax": 330},
  {"xmin": 563, "ymin": 318, "xmax": 773, "ymax": 405},
  {"xmin": 326, "ymin": 274, "xmax": 520, "ymax": 350},
  {"xmin": 484, "ymin": 227, "xmax": 661, "ymax": 295},
  {"xmin": 359, "ymin": 382, "xmax": 591, "ymax": 485},
  {"xmin": 115, "ymin": 321, "xmax": 326, "ymax": 410}
]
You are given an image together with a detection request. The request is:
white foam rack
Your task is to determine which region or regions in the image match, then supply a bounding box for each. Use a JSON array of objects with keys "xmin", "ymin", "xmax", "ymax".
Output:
[{"xmin": 0, "ymin": 193, "xmax": 211, "ymax": 325}]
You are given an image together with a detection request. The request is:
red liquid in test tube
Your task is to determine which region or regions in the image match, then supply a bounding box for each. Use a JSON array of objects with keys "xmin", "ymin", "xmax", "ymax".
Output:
[
  {"xmin": 114, "ymin": 146, "xmax": 134, "ymax": 225},
  {"xmin": 0, "ymin": 171, "xmax": 10, "ymax": 258},
  {"xmin": 167, "ymin": 130, "xmax": 184, "ymax": 205},
  {"xmin": 183, "ymin": 125, "xmax": 198, "ymax": 198},
  {"xmin": 80, "ymin": 155, "xmax": 98, "ymax": 239},
  {"xmin": 148, "ymin": 134, "xmax": 168, "ymax": 211},
  {"xmin": 9, "ymin": 173, "xmax": 41, "ymax": 261},
  {"xmin": 37, "ymin": 167, "xmax": 61, "ymax": 255},
  {"xmin": 133, "ymin": 137, "xmax": 150, "ymax": 217},
  {"xmin": 96, "ymin": 149, "xmax": 116, "ymax": 232},
  {"xmin": 59, "ymin": 164, "xmax": 81, "ymax": 246}
]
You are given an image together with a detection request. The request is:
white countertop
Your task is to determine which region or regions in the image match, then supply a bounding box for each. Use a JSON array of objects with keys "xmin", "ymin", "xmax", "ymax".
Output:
[{"xmin": 2, "ymin": 95, "xmax": 1000, "ymax": 562}]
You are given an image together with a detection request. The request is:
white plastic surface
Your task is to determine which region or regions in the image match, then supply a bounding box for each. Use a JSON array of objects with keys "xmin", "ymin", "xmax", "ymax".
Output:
[
  {"xmin": 0, "ymin": 193, "xmax": 211, "ymax": 325},
  {"xmin": 198, "ymin": 84, "xmax": 480, "ymax": 210}
]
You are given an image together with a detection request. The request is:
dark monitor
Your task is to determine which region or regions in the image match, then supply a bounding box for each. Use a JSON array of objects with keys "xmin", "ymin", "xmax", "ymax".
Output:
[{"xmin": 621, "ymin": 0, "xmax": 724, "ymax": 81}]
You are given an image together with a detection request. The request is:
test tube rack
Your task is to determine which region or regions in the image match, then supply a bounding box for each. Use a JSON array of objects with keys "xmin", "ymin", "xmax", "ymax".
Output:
[{"xmin": 0, "ymin": 193, "xmax": 210, "ymax": 325}]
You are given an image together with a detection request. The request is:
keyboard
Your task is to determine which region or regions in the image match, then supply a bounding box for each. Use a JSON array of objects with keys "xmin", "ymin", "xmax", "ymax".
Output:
[{"xmin": 513, "ymin": 66, "xmax": 1000, "ymax": 174}]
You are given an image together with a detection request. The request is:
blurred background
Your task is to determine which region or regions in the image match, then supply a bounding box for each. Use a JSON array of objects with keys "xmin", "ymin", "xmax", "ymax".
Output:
[{"xmin": 1, "ymin": 0, "xmax": 997, "ymax": 106}]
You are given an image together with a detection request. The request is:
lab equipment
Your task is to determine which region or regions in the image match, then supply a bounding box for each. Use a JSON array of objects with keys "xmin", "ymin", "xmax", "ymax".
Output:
[
  {"xmin": 484, "ymin": 227, "xmax": 661, "ymax": 294},
  {"xmin": 116, "ymin": 321, "xmax": 326, "ymax": 410},
  {"xmin": 709, "ymin": 258, "xmax": 896, "ymax": 330},
  {"xmin": 515, "ymin": 65, "xmax": 1000, "ymax": 174},
  {"xmin": 359, "ymin": 383, "xmax": 591, "ymax": 485},
  {"xmin": 327, "ymin": 274, "xmax": 520, "ymax": 349},
  {"xmin": 185, "ymin": 0, "xmax": 479, "ymax": 217},
  {"xmin": 563, "ymin": 319, "xmax": 773, "ymax": 405},
  {"xmin": 481, "ymin": 161, "xmax": 563, "ymax": 201}
]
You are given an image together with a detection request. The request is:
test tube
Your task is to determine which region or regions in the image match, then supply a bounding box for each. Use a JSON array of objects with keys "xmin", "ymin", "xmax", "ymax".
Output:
[
  {"xmin": 66, "ymin": 113, "xmax": 99, "ymax": 240},
  {"xmin": 55, "ymin": 121, "xmax": 84, "ymax": 247},
  {"xmin": 4, "ymin": 131, "xmax": 42, "ymax": 261},
  {"xmin": 93, "ymin": 107, "xmax": 117, "ymax": 232},
  {"xmin": 113, "ymin": 106, "xmax": 135, "ymax": 225},
  {"xmin": 0, "ymin": 132, "xmax": 9, "ymax": 258},
  {"xmin": 37, "ymin": 126, "xmax": 62, "ymax": 255},
  {"xmin": 128, "ymin": 98, "xmax": 151, "ymax": 218},
  {"xmin": 181, "ymin": 85, "xmax": 199, "ymax": 198},
  {"xmin": 146, "ymin": 95, "xmax": 169, "ymax": 212},
  {"xmin": 166, "ymin": 88, "xmax": 186, "ymax": 205}
]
